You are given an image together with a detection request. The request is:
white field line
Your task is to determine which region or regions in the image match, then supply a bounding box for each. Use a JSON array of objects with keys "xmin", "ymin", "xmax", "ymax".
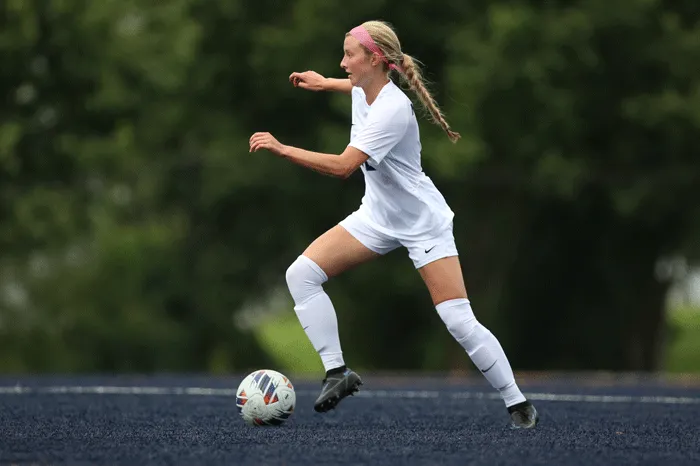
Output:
[{"xmin": 0, "ymin": 385, "xmax": 698, "ymax": 404}]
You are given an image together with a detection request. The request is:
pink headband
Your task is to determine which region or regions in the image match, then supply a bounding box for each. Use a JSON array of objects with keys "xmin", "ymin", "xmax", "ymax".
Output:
[{"xmin": 349, "ymin": 25, "xmax": 404, "ymax": 73}]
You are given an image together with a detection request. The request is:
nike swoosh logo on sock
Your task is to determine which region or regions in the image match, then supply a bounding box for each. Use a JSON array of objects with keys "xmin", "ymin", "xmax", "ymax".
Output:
[{"xmin": 481, "ymin": 360, "xmax": 497, "ymax": 373}]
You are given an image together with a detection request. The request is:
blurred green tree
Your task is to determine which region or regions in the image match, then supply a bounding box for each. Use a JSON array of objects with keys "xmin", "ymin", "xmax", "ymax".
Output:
[
  {"xmin": 0, "ymin": 0, "xmax": 697, "ymax": 373},
  {"xmin": 0, "ymin": 0, "xmax": 276, "ymax": 372},
  {"xmin": 432, "ymin": 0, "xmax": 700, "ymax": 370}
]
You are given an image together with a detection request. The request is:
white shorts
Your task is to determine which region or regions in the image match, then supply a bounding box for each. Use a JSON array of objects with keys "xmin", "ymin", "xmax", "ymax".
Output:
[{"xmin": 338, "ymin": 211, "xmax": 459, "ymax": 269}]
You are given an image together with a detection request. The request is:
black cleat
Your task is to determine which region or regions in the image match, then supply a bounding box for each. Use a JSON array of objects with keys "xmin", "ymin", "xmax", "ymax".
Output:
[
  {"xmin": 314, "ymin": 368, "xmax": 362, "ymax": 413},
  {"xmin": 508, "ymin": 400, "xmax": 539, "ymax": 429}
]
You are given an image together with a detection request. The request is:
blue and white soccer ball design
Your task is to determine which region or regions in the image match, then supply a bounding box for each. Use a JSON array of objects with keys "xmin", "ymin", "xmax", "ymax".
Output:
[{"xmin": 236, "ymin": 369, "xmax": 296, "ymax": 426}]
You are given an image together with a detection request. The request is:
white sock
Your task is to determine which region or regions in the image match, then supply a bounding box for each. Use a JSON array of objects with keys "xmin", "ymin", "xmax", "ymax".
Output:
[
  {"xmin": 436, "ymin": 298, "xmax": 526, "ymax": 407},
  {"xmin": 285, "ymin": 255, "xmax": 345, "ymax": 373}
]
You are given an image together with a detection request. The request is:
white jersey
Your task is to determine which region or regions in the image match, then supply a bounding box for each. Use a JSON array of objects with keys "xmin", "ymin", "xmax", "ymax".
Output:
[{"xmin": 347, "ymin": 80, "xmax": 454, "ymax": 240}]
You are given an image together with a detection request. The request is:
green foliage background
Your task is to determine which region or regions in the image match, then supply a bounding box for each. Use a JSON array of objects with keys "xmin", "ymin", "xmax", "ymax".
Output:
[{"xmin": 1, "ymin": 0, "xmax": 698, "ymax": 374}]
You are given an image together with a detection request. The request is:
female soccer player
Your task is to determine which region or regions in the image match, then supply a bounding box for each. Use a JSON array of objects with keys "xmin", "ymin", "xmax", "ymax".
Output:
[{"xmin": 249, "ymin": 20, "xmax": 538, "ymax": 429}]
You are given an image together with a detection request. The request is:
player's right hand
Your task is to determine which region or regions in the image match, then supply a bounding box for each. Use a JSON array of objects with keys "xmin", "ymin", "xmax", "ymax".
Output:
[{"xmin": 289, "ymin": 71, "xmax": 326, "ymax": 91}]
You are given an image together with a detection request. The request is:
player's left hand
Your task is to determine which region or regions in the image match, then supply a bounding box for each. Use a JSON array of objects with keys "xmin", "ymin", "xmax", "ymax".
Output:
[{"xmin": 249, "ymin": 132, "xmax": 286, "ymax": 157}]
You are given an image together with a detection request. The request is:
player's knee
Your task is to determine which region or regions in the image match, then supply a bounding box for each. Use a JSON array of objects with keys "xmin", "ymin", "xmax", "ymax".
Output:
[
  {"xmin": 285, "ymin": 255, "xmax": 328, "ymax": 305},
  {"xmin": 436, "ymin": 298, "xmax": 478, "ymax": 343},
  {"xmin": 445, "ymin": 316, "xmax": 480, "ymax": 344}
]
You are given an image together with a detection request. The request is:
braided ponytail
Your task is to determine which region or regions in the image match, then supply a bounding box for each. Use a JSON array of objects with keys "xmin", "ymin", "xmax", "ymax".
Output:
[
  {"xmin": 399, "ymin": 54, "xmax": 461, "ymax": 143},
  {"xmin": 359, "ymin": 21, "xmax": 461, "ymax": 143}
]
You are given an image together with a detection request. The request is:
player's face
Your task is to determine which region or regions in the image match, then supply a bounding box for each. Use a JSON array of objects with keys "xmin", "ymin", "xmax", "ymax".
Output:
[{"xmin": 341, "ymin": 36, "xmax": 375, "ymax": 87}]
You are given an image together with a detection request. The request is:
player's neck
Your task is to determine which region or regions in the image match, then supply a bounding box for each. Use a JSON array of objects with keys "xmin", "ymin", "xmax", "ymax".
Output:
[{"xmin": 362, "ymin": 77, "xmax": 391, "ymax": 106}]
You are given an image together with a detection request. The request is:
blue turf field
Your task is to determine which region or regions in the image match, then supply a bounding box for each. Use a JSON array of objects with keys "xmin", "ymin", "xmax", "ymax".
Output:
[{"xmin": 1, "ymin": 374, "xmax": 699, "ymax": 465}]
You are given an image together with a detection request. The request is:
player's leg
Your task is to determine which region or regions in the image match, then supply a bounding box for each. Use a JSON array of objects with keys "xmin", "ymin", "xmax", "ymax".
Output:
[
  {"xmin": 408, "ymin": 226, "xmax": 538, "ymax": 428},
  {"xmin": 287, "ymin": 224, "xmax": 380, "ymax": 374},
  {"xmin": 301, "ymin": 224, "xmax": 381, "ymax": 279},
  {"xmin": 285, "ymin": 213, "xmax": 399, "ymax": 412}
]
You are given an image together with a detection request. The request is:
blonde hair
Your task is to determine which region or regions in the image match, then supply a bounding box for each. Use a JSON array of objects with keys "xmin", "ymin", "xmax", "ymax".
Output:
[{"xmin": 355, "ymin": 20, "xmax": 460, "ymax": 143}]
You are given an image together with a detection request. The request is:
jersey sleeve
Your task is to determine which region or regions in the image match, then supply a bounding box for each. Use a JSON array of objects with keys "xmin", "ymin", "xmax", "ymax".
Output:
[{"xmin": 348, "ymin": 98, "xmax": 410, "ymax": 165}]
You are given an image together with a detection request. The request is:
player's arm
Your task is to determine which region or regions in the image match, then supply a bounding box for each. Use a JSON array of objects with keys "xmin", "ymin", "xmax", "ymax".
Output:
[
  {"xmin": 289, "ymin": 71, "xmax": 352, "ymax": 95},
  {"xmin": 321, "ymin": 78, "xmax": 352, "ymax": 94},
  {"xmin": 281, "ymin": 145, "xmax": 367, "ymax": 178},
  {"xmin": 249, "ymin": 132, "xmax": 367, "ymax": 179}
]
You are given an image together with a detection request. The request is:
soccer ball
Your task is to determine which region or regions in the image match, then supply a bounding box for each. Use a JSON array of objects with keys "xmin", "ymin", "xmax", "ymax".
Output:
[{"xmin": 235, "ymin": 369, "xmax": 296, "ymax": 426}]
